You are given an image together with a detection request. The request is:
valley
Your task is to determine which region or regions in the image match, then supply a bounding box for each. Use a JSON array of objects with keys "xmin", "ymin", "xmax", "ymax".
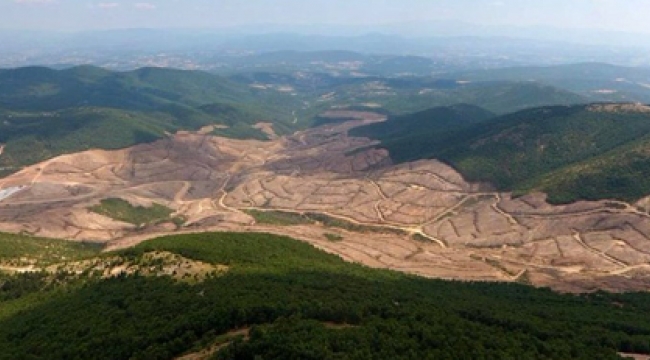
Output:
[
  {"xmin": 6, "ymin": 3, "xmax": 650, "ymax": 358},
  {"xmin": 0, "ymin": 110, "xmax": 649, "ymax": 292}
]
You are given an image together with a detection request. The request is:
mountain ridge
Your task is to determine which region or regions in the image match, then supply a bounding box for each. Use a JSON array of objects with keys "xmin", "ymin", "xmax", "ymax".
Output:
[{"xmin": 0, "ymin": 65, "xmax": 300, "ymax": 175}]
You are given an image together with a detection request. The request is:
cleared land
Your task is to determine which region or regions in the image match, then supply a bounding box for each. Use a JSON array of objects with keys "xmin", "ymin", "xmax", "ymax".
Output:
[{"xmin": 0, "ymin": 111, "xmax": 649, "ymax": 291}]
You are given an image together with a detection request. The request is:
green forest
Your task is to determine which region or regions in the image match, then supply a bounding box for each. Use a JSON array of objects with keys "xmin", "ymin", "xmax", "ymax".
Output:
[
  {"xmin": 89, "ymin": 198, "xmax": 179, "ymax": 227},
  {"xmin": 349, "ymin": 103, "xmax": 495, "ymax": 163},
  {"xmin": 0, "ymin": 231, "xmax": 648, "ymax": 359},
  {"xmin": 0, "ymin": 66, "xmax": 302, "ymax": 174},
  {"xmin": 356, "ymin": 103, "xmax": 650, "ymax": 203}
]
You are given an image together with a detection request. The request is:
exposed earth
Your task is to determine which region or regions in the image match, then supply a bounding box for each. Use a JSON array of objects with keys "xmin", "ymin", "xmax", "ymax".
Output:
[{"xmin": 0, "ymin": 111, "xmax": 650, "ymax": 292}]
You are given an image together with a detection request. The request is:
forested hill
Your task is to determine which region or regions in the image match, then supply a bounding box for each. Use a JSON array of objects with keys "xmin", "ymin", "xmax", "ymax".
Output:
[
  {"xmin": 0, "ymin": 66, "xmax": 298, "ymax": 175},
  {"xmin": 354, "ymin": 102, "xmax": 650, "ymax": 203},
  {"xmin": 349, "ymin": 103, "xmax": 495, "ymax": 162},
  {"xmin": 0, "ymin": 65, "xmax": 252, "ymax": 111},
  {"xmin": 0, "ymin": 231, "xmax": 650, "ymax": 359}
]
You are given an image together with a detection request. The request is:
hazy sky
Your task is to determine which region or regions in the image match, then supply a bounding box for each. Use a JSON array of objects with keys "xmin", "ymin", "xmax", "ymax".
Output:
[{"xmin": 2, "ymin": 0, "xmax": 650, "ymax": 34}]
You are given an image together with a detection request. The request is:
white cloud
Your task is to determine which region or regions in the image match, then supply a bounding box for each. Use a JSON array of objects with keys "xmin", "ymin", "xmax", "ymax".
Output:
[
  {"xmin": 98, "ymin": 2, "xmax": 119, "ymax": 9},
  {"xmin": 134, "ymin": 3, "xmax": 156, "ymax": 10}
]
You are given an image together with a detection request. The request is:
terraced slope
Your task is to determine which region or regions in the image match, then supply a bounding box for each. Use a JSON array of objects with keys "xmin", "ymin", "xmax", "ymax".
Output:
[{"xmin": 0, "ymin": 111, "xmax": 650, "ymax": 291}]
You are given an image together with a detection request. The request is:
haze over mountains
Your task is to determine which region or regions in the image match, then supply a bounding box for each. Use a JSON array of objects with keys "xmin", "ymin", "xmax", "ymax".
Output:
[
  {"xmin": 3, "ymin": 4, "xmax": 650, "ymax": 357},
  {"xmin": 2, "ymin": 28, "xmax": 650, "ymax": 70}
]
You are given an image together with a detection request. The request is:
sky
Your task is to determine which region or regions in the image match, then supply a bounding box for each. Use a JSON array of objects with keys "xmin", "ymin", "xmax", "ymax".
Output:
[{"xmin": 2, "ymin": 0, "xmax": 650, "ymax": 34}]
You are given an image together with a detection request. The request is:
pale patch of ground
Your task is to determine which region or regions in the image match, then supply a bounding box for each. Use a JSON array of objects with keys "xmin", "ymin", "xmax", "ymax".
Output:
[
  {"xmin": 54, "ymin": 251, "xmax": 227, "ymax": 282},
  {"xmin": 176, "ymin": 328, "xmax": 250, "ymax": 360},
  {"xmin": 276, "ymin": 85, "xmax": 294, "ymax": 93},
  {"xmin": 197, "ymin": 125, "xmax": 229, "ymax": 134},
  {"xmin": 588, "ymin": 103, "xmax": 650, "ymax": 113},
  {"xmin": 1, "ymin": 111, "xmax": 650, "ymax": 291},
  {"xmin": 175, "ymin": 321, "xmax": 357, "ymax": 360},
  {"xmin": 360, "ymin": 102, "xmax": 382, "ymax": 108},
  {"xmin": 0, "ymin": 251, "xmax": 228, "ymax": 283},
  {"xmin": 0, "ymin": 186, "xmax": 25, "ymax": 202},
  {"xmin": 250, "ymin": 84, "xmax": 268, "ymax": 90},
  {"xmin": 0, "ymin": 265, "xmax": 39, "ymax": 274},
  {"xmin": 591, "ymin": 89, "xmax": 617, "ymax": 94},
  {"xmin": 319, "ymin": 110, "xmax": 386, "ymax": 122},
  {"xmin": 620, "ymin": 353, "xmax": 650, "ymax": 360},
  {"xmin": 253, "ymin": 122, "xmax": 278, "ymax": 139}
]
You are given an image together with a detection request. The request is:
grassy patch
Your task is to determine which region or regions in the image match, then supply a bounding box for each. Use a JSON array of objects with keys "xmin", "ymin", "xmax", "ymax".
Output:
[
  {"xmin": 604, "ymin": 202, "xmax": 628, "ymax": 210},
  {"xmin": 411, "ymin": 233, "xmax": 432, "ymax": 243},
  {"xmin": 89, "ymin": 198, "xmax": 174, "ymax": 226},
  {"xmin": 244, "ymin": 210, "xmax": 314, "ymax": 226},
  {"xmin": 305, "ymin": 212, "xmax": 408, "ymax": 236},
  {"xmin": 171, "ymin": 216, "xmax": 187, "ymax": 228},
  {"xmin": 0, "ymin": 232, "xmax": 102, "ymax": 267},
  {"xmin": 244, "ymin": 209, "xmax": 408, "ymax": 236},
  {"xmin": 324, "ymin": 233, "xmax": 344, "ymax": 242}
]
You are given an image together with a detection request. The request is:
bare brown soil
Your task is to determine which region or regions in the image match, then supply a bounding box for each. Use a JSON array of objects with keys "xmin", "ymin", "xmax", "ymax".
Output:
[{"xmin": 0, "ymin": 111, "xmax": 649, "ymax": 292}]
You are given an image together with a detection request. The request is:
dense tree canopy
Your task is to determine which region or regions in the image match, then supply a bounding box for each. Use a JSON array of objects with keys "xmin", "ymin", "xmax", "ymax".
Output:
[{"xmin": 0, "ymin": 232, "xmax": 648, "ymax": 359}]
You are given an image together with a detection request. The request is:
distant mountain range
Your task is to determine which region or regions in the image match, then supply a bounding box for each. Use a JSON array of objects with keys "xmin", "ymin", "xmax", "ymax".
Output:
[
  {"xmin": 1, "ymin": 29, "xmax": 649, "ymax": 69},
  {"xmin": 453, "ymin": 63, "xmax": 650, "ymax": 103}
]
